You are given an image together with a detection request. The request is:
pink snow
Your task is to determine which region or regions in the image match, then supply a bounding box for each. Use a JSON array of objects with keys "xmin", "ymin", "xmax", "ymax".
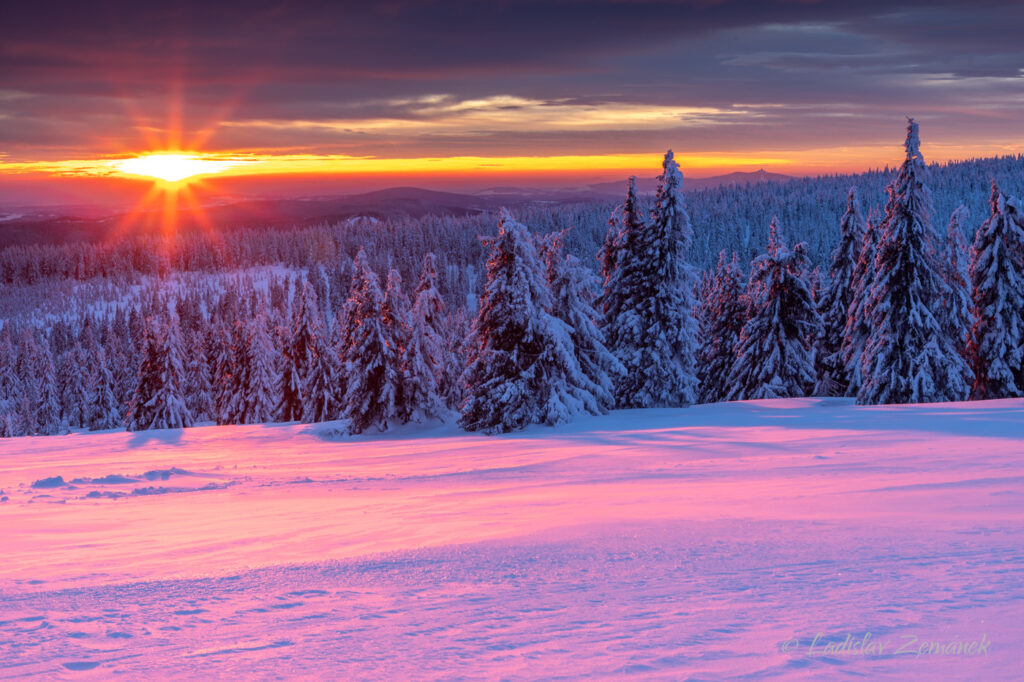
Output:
[{"xmin": 1, "ymin": 398, "xmax": 1022, "ymax": 678}]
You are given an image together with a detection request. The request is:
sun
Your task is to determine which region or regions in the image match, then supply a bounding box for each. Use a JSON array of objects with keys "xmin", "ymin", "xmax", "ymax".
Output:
[{"xmin": 114, "ymin": 153, "xmax": 242, "ymax": 183}]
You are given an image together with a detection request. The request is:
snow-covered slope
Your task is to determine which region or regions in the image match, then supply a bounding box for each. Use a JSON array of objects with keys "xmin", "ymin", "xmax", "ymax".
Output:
[{"xmin": 1, "ymin": 398, "xmax": 1022, "ymax": 678}]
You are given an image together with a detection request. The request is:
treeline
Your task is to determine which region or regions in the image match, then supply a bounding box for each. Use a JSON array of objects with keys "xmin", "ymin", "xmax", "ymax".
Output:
[{"xmin": 1, "ymin": 120, "xmax": 1022, "ymax": 436}]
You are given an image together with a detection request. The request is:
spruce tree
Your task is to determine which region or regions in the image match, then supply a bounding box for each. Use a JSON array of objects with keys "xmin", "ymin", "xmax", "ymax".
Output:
[
  {"xmin": 601, "ymin": 151, "xmax": 699, "ymax": 408},
  {"xmin": 185, "ymin": 332, "xmax": 213, "ymax": 423},
  {"xmin": 816, "ymin": 187, "xmax": 866, "ymax": 396},
  {"xmin": 83, "ymin": 346, "xmax": 122, "ymax": 431},
  {"xmin": 727, "ymin": 220, "xmax": 821, "ymax": 400},
  {"xmin": 859, "ymin": 119, "xmax": 972, "ymax": 404},
  {"xmin": 841, "ymin": 218, "xmax": 877, "ymax": 397},
  {"xmin": 343, "ymin": 250, "xmax": 402, "ymax": 433},
  {"xmin": 696, "ymin": 251, "xmax": 746, "ymax": 403},
  {"xmin": 400, "ymin": 253, "xmax": 447, "ymax": 423},
  {"xmin": 301, "ymin": 306, "xmax": 343, "ymax": 424},
  {"xmin": 127, "ymin": 314, "xmax": 193, "ymax": 431},
  {"xmin": 227, "ymin": 310, "xmax": 279, "ymax": 424},
  {"xmin": 967, "ymin": 184, "xmax": 1024, "ymax": 399},
  {"xmin": 542, "ymin": 231, "xmax": 621, "ymax": 413},
  {"xmin": 941, "ymin": 204, "xmax": 973, "ymax": 364},
  {"xmin": 460, "ymin": 210, "xmax": 585, "ymax": 433},
  {"xmin": 277, "ymin": 284, "xmax": 321, "ymax": 422}
]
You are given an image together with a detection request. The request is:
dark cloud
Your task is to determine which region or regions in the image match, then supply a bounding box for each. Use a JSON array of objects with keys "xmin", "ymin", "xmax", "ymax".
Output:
[{"xmin": 2, "ymin": 0, "xmax": 1023, "ymax": 163}]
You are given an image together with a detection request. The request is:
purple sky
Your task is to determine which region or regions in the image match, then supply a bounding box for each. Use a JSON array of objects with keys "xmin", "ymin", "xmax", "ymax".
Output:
[{"xmin": 2, "ymin": 0, "xmax": 1022, "ymax": 201}]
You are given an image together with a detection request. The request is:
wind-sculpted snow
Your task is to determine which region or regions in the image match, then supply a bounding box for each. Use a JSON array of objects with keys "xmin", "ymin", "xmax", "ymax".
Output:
[{"xmin": 1, "ymin": 398, "xmax": 1022, "ymax": 678}]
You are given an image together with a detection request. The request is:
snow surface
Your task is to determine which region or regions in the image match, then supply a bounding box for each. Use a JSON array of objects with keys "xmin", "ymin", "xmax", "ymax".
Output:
[{"xmin": 1, "ymin": 398, "xmax": 1022, "ymax": 678}]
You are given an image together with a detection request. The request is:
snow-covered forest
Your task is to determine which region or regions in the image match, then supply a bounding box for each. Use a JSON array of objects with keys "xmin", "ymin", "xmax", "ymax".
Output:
[{"xmin": 2, "ymin": 120, "xmax": 1023, "ymax": 436}]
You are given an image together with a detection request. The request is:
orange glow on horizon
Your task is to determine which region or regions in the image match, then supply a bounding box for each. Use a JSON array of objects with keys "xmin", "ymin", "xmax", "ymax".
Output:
[
  {"xmin": 114, "ymin": 153, "xmax": 250, "ymax": 183},
  {"xmin": 4, "ymin": 140, "xmax": 1023, "ymax": 186}
]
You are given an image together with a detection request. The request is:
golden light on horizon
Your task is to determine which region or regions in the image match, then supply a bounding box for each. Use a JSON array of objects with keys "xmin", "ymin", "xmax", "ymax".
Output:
[{"xmin": 113, "ymin": 153, "xmax": 246, "ymax": 183}]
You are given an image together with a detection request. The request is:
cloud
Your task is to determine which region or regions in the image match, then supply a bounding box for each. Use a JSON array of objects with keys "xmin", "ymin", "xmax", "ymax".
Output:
[{"xmin": 1, "ymin": 0, "xmax": 1022, "ymax": 169}]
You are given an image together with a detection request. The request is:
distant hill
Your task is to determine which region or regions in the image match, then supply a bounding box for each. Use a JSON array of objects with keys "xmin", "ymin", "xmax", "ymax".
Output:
[{"xmin": 586, "ymin": 169, "xmax": 793, "ymax": 196}]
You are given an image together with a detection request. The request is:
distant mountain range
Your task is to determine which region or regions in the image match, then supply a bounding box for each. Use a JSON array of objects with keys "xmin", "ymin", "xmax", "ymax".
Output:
[
  {"xmin": 0, "ymin": 171, "xmax": 794, "ymax": 246},
  {"xmin": 584, "ymin": 169, "xmax": 793, "ymax": 196}
]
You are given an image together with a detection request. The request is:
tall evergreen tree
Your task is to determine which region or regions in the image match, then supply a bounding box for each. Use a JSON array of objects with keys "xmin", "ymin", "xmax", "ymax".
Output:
[
  {"xmin": 301, "ymin": 294, "xmax": 344, "ymax": 424},
  {"xmin": 941, "ymin": 204, "xmax": 973, "ymax": 364},
  {"xmin": 460, "ymin": 210, "xmax": 586, "ymax": 433},
  {"xmin": 859, "ymin": 119, "xmax": 972, "ymax": 404},
  {"xmin": 727, "ymin": 220, "xmax": 822, "ymax": 400},
  {"xmin": 967, "ymin": 184, "xmax": 1024, "ymax": 399},
  {"xmin": 86, "ymin": 347, "xmax": 122, "ymax": 431},
  {"xmin": 210, "ymin": 323, "xmax": 236, "ymax": 425},
  {"xmin": 542, "ymin": 231, "xmax": 621, "ymax": 413},
  {"xmin": 185, "ymin": 332, "xmax": 213, "ymax": 423},
  {"xmin": 602, "ymin": 151, "xmax": 699, "ymax": 408},
  {"xmin": 696, "ymin": 251, "xmax": 746, "ymax": 403},
  {"xmin": 227, "ymin": 309, "xmax": 279, "ymax": 424},
  {"xmin": 127, "ymin": 314, "xmax": 193, "ymax": 431},
  {"xmin": 816, "ymin": 187, "xmax": 866, "ymax": 396},
  {"xmin": 841, "ymin": 217, "xmax": 877, "ymax": 397},
  {"xmin": 277, "ymin": 283, "xmax": 321, "ymax": 422},
  {"xmin": 343, "ymin": 250, "xmax": 402, "ymax": 433},
  {"xmin": 400, "ymin": 253, "xmax": 447, "ymax": 423}
]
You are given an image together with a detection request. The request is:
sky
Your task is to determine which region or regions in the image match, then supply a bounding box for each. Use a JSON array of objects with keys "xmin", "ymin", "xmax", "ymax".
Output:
[{"xmin": 2, "ymin": 0, "xmax": 1023, "ymax": 206}]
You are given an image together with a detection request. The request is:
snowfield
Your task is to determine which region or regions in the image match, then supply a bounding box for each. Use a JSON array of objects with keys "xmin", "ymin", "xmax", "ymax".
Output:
[{"xmin": 1, "ymin": 398, "xmax": 1022, "ymax": 679}]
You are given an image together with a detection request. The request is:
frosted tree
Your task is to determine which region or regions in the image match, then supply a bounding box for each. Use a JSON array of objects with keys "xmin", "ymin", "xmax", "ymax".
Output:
[
  {"xmin": 57, "ymin": 344, "xmax": 91, "ymax": 429},
  {"xmin": 967, "ymin": 184, "xmax": 1024, "ymax": 399},
  {"xmin": 727, "ymin": 220, "xmax": 821, "ymax": 400},
  {"xmin": 460, "ymin": 210, "xmax": 585, "ymax": 433},
  {"xmin": 210, "ymin": 324, "xmax": 236, "ymax": 425},
  {"xmin": 227, "ymin": 310, "xmax": 279, "ymax": 424},
  {"xmin": 343, "ymin": 250, "xmax": 402, "ymax": 433},
  {"xmin": 859, "ymin": 119, "xmax": 972, "ymax": 404},
  {"xmin": 400, "ymin": 253, "xmax": 447, "ymax": 423},
  {"xmin": 185, "ymin": 332, "xmax": 213, "ymax": 423},
  {"xmin": 841, "ymin": 217, "xmax": 877, "ymax": 396},
  {"xmin": 127, "ymin": 314, "xmax": 193, "ymax": 431},
  {"xmin": 277, "ymin": 283, "xmax": 322, "ymax": 422},
  {"xmin": 597, "ymin": 178, "xmax": 636, "ymax": 296},
  {"xmin": 816, "ymin": 187, "xmax": 866, "ymax": 396},
  {"xmin": 940, "ymin": 204, "xmax": 973, "ymax": 363},
  {"xmin": 602, "ymin": 151, "xmax": 699, "ymax": 408},
  {"xmin": 542, "ymin": 231, "xmax": 621, "ymax": 413},
  {"xmin": 383, "ymin": 268, "xmax": 411, "ymax": 417},
  {"xmin": 29, "ymin": 335, "xmax": 64, "ymax": 435},
  {"xmin": 302, "ymin": 310, "xmax": 344, "ymax": 424},
  {"xmin": 86, "ymin": 347, "xmax": 122, "ymax": 431},
  {"xmin": 696, "ymin": 251, "xmax": 747, "ymax": 403}
]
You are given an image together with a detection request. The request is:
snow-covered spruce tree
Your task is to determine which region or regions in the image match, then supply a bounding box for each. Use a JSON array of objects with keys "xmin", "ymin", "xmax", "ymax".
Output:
[
  {"xmin": 597, "ymin": 177, "xmax": 636, "ymax": 297},
  {"xmin": 400, "ymin": 253, "xmax": 447, "ymax": 423},
  {"xmin": 941, "ymin": 204, "xmax": 973, "ymax": 364},
  {"xmin": 441, "ymin": 306, "xmax": 469, "ymax": 409},
  {"xmin": 226, "ymin": 310, "xmax": 279, "ymax": 424},
  {"xmin": 727, "ymin": 219, "xmax": 822, "ymax": 400},
  {"xmin": 816, "ymin": 187, "xmax": 866, "ymax": 396},
  {"xmin": 86, "ymin": 347, "xmax": 122, "ymax": 431},
  {"xmin": 696, "ymin": 251, "xmax": 747, "ymax": 403},
  {"xmin": 967, "ymin": 184, "xmax": 1024, "ymax": 399},
  {"xmin": 27, "ymin": 333, "xmax": 64, "ymax": 435},
  {"xmin": 601, "ymin": 151, "xmax": 699, "ymax": 408},
  {"xmin": 301, "ymin": 296, "xmax": 344, "ymax": 424},
  {"xmin": 383, "ymin": 268, "xmax": 411, "ymax": 418},
  {"xmin": 841, "ymin": 217, "xmax": 877, "ymax": 397},
  {"xmin": 460, "ymin": 210, "xmax": 587, "ymax": 433},
  {"xmin": 57, "ymin": 343, "xmax": 91, "ymax": 429},
  {"xmin": 343, "ymin": 250, "xmax": 402, "ymax": 434},
  {"xmin": 127, "ymin": 314, "xmax": 192, "ymax": 431},
  {"xmin": 184, "ymin": 332, "xmax": 213, "ymax": 423},
  {"xmin": 210, "ymin": 323, "xmax": 236, "ymax": 425},
  {"xmin": 542, "ymin": 231, "xmax": 621, "ymax": 413},
  {"xmin": 859, "ymin": 119, "xmax": 972, "ymax": 404},
  {"xmin": 277, "ymin": 283, "xmax": 322, "ymax": 422}
]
